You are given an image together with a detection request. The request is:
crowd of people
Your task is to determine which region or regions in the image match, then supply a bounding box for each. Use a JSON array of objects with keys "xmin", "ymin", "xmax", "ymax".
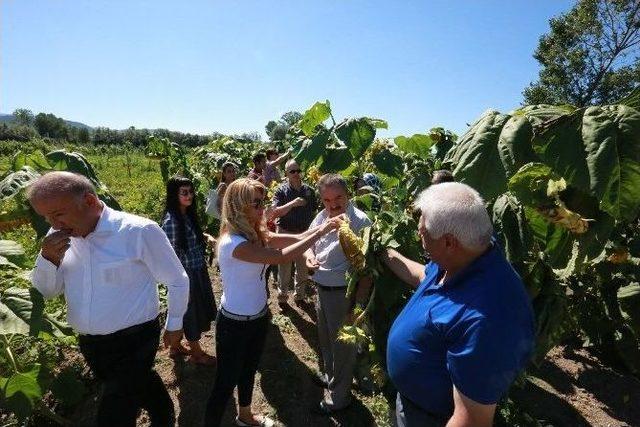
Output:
[{"xmin": 28, "ymin": 147, "xmax": 535, "ymax": 427}]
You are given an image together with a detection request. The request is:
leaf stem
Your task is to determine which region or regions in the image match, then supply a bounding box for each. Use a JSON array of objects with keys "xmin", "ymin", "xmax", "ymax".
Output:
[{"xmin": 1, "ymin": 334, "xmax": 18, "ymax": 373}]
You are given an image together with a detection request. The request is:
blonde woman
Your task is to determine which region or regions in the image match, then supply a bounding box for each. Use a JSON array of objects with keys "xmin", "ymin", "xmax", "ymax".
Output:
[{"xmin": 204, "ymin": 178, "xmax": 341, "ymax": 427}]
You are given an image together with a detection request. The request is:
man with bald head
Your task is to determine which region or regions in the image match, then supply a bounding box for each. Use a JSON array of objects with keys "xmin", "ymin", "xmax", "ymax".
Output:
[
  {"xmin": 269, "ymin": 159, "xmax": 317, "ymax": 305},
  {"xmin": 383, "ymin": 182, "xmax": 534, "ymax": 427},
  {"xmin": 28, "ymin": 171, "xmax": 189, "ymax": 427}
]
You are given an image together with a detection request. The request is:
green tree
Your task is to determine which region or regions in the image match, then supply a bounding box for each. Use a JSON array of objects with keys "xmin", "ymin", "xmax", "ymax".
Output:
[
  {"xmin": 12, "ymin": 108, "xmax": 34, "ymax": 127},
  {"xmin": 265, "ymin": 110, "xmax": 302, "ymax": 141},
  {"xmin": 265, "ymin": 120, "xmax": 278, "ymax": 137},
  {"xmin": 280, "ymin": 111, "xmax": 302, "ymax": 126},
  {"xmin": 34, "ymin": 113, "xmax": 69, "ymax": 139},
  {"xmin": 78, "ymin": 127, "xmax": 90, "ymax": 145},
  {"xmin": 524, "ymin": 0, "xmax": 640, "ymax": 106}
]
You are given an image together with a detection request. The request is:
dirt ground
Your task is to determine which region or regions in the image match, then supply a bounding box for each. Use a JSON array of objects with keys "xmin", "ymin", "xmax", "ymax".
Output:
[{"xmin": 66, "ymin": 268, "xmax": 640, "ymax": 427}]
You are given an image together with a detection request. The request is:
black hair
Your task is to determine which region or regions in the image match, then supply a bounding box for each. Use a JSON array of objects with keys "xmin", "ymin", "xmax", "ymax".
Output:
[
  {"xmin": 163, "ymin": 175, "xmax": 206, "ymax": 253},
  {"xmin": 252, "ymin": 152, "xmax": 266, "ymax": 165}
]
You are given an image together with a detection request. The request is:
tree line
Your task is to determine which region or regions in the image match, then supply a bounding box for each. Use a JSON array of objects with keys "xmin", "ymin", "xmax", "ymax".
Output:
[{"xmin": 1, "ymin": 109, "xmax": 220, "ymax": 147}]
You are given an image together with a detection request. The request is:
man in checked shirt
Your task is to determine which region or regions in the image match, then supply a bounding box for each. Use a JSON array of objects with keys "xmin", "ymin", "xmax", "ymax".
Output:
[{"xmin": 29, "ymin": 171, "xmax": 189, "ymax": 427}]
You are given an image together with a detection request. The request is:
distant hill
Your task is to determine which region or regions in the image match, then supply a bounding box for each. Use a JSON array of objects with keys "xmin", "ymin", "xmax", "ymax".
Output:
[{"xmin": 0, "ymin": 113, "xmax": 92, "ymax": 130}]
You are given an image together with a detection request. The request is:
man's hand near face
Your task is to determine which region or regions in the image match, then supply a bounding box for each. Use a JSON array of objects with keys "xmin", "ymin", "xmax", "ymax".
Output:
[{"xmin": 41, "ymin": 230, "xmax": 72, "ymax": 267}]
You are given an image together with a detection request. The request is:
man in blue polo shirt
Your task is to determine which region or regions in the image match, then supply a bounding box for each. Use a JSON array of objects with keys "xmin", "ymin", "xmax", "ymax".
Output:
[{"xmin": 383, "ymin": 182, "xmax": 534, "ymax": 427}]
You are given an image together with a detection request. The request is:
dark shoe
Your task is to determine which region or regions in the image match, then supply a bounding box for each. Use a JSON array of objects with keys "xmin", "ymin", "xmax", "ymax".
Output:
[
  {"xmin": 310, "ymin": 400, "xmax": 349, "ymax": 416},
  {"xmin": 311, "ymin": 371, "xmax": 328, "ymax": 388},
  {"xmin": 310, "ymin": 401, "xmax": 333, "ymax": 416}
]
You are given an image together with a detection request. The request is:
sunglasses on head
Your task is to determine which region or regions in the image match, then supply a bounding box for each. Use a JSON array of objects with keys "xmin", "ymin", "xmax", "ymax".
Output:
[
  {"xmin": 251, "ymin": 198, "xmax": 265, "ymax": 208},
  {"xmin": 288, "ymin": 169, "xmax": 302, "ymax": 174}
]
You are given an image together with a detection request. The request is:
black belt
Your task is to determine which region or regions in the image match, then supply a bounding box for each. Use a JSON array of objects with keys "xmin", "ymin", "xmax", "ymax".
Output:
[
  {"xmin": 316, "ymin": 284, "xmax": 348, "ymax": 292},
  {"xmin": 79, "ymin": 316, "xmax": 159, "ymax": 343}
]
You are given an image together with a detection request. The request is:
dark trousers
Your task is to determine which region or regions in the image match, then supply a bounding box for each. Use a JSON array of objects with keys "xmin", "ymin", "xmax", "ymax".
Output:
[
  {"xmin": 78, "ymin": 317, "xmax": 174, "ymax": 427},
  {"xmin": 395, "ymin": 393, "xmax": 447, "ymax": 427},
  {"xmin": 204, "ymin": 312, "xmax": 269, "ymax": 426}
]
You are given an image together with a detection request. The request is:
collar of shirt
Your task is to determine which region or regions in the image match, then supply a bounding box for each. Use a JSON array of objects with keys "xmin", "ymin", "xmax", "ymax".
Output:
[
  {"xmin": 82, "ymin": 203, "xmax": 119, "ymax": 238},
  {"xmin": 424, "ymin": 242, "xmax": 498, "ymax": 294}
]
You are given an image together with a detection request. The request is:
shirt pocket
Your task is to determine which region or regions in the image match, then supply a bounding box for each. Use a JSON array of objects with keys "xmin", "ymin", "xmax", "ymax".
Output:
[{"xmin": 99, "ymin": 259, "xmax": 134, "ymax": 286}]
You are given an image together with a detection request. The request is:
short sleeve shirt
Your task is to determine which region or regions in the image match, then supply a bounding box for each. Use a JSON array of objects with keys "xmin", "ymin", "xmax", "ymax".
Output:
[
  {"xmin": 309, "ymin": 203, "xmax": 372, "ymax": 287},
  {"xmin": 272, "ymin": 182, "xmax": 317, "ymax": 232},
  {"xmin": 386, "ymin": 244, "xmax": 535, "ymax": 417}
]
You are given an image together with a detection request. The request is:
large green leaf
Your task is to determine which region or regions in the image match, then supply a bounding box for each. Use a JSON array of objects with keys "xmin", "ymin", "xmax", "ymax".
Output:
[
  {"xmin": 367, "ymin": 118, "xmax": 388, "ymax": 129},
  {"xmin": 335, "ymin": 118, "xmax": 376, "ymax": 160},
  {"xmin": 318, "ymin": 147, "xmax": 354, "ymax": 173},
  {"xmin": 299, "ymin": 100, "xmax": 331, "ymax": 137},
  {"xmin": 0, "ymin": 240, "xmax": 29, "ymax": 269},
  {"xmin": 293, "ymin": 127, "xmax": 331, "ymax": 168},
  {"xmin": 444, "ymin": 110, "xmax": 511, "ymax": 201},
  {"xmin": 492, "ymin": 193, "xmax": 533, "ymax": 273},
  {"xmin": 510, "ymin": 104, "xmax": 576, "ymax": 128},
  {"xmin": 372, "ymin": 148, "xmax": 404, "ymax": 178},
  {"xmin": 0, "ymin": 167, "xmax": 40, "ymax": 201},
  {"xmin": 394, "ymin": 134, "xmax": 434, "ymax": 158},
  {"xmin": 619, "ymin": 283, "xmax": 640, "ymax": 338},
  {"xmin": 0, "ymin": 364, "xmax": 45, "ymax": 420},
  {"xmin": 507, "ymin": 163, "xmax": 558, "ymax": 208},
  {"xmin": 531, "ymin": 109, "xmax": 592, "ymax": 190},
  {"xmin": 0, "ymin": 287, "xmax": 73, "ymax": 337},
  {"xmin": 50, "ymin": 368, "xmax": 86, "ymax": 407},
  {"xmin": 11, "ymin": 151, "xmax": 52, "ymax": 172},
  {"xmin": 0, "ymin": 240, "xmax": 25, "ymax": 257},
  {"xmin": 497, "ymin": 116, "xmax": 537, "ymax": 177},
  {"xmin": 581, "ymin": 105, "xmax": 640, "ymax": 221}
]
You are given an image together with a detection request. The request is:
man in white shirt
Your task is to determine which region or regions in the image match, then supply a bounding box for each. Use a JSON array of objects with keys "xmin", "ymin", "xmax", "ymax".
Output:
[
  {"xmin": 28, "ymin": 171, "xmax": 189, "ymax": 427},
  {"xmin": 305, "ymin": 174, "xmax": 372, "ymax": 415}
]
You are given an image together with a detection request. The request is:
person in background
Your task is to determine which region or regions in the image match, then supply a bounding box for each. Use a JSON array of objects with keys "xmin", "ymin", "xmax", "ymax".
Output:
[
  {"xmin": 269, "ymin": 159, "xmax": 317, "ymax": 306},
  {"xmin": 431, "ymin": 169, "xmax": 455, "ymax": 184},
  {"xmin": 383, "ymin": 182, "xmax": 535, "ymax": 427},
  {"xmin": 161, "ymin": 176, "xmax": 217, "ymax": 365},
  {"xmin": 216, "ymin": 162, "xmax": 237, "ymax": 215},
  {"xmin": 304, "ymin": 173, "xmax": 372, "ymax": 415},
  {"xmin": 354, "ymin": 172, "xmax": 382, "ymax": 211},
  {"xmin": 263, "ymin": 148, "xmax": 289, "ymax": 187},
  {"xmin": 29, "ymin": 171, "xmax": 188, "ymax": 427},
  {"xmin": 247, "ymin": 149, "xmax": 289, "ymax": 187},
  {"xmin": 204, "ymin": 178, "xmax": 341, "ymax": 427}
]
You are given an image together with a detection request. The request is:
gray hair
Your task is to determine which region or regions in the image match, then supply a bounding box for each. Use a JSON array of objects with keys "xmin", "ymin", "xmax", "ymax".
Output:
[
  {"xmin": 413, "ymin": 182, "xmax": 493, "ymax": 250},
  {"xmin": 317, "ymin": 173, "xmax": 348, "ymax": 194},
  {"xmin": 26, "ymin": 171, "xmax": 96, "ymax": 203}
]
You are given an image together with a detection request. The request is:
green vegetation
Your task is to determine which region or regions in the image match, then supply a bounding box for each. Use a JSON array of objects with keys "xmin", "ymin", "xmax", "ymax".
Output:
[{"xmin": 1, "ymin": 91, "xmax": 639, "ymax": 425}]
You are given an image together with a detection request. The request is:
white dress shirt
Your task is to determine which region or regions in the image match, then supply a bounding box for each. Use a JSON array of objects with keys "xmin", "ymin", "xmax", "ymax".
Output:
[
  {"xmin": 309, "ymin": 202, "xmax": 372, "ymax": 287},
  {"xmin": 31, "ymin": 204, "xmax": 189, "ymax": 335}
]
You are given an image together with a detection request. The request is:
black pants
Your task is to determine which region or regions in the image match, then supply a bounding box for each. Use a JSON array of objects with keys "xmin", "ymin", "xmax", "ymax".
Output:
[
  {"xmin": 78, "ymin": 317, "xmax": 174, "ymax": 427},
  {"xmin": 395, "ymin": 393, "xmax": 447, "ymax": 427},
  {"xmin": 204, "ymin": 312, "xmax": 269, "ymax": 426}
]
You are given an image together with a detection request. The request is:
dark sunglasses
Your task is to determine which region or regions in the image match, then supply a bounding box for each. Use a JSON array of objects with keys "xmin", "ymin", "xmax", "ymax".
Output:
[
  {"xmin": 251, "ymin": 198, "xmax": 265, "ymax": 209},
  {"xmin": 288, "ymin": 169, "xmax": 302, "ymax": 174},
  {"xmin": 179, "ymin": 189, "xmax": 194, "ymax": 196}
]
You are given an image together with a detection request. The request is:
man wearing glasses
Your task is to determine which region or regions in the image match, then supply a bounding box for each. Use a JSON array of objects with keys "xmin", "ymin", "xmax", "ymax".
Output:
[{"xmin": 269, "ymin": 159, "xmax": 317, "ymax": 306}]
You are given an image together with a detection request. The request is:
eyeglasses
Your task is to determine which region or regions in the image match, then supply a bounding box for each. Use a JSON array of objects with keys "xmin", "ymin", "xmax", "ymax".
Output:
[
  {"xmin": 179, "ymin": 189, "xmax": 194, "ymax": 196},
  {"xmin": 288, "ymin": 169, "xmax": 302, "ymax": 174},
  {"xmin": 251, "ymin": 198, "xmax": 265, "ymax": 209}
]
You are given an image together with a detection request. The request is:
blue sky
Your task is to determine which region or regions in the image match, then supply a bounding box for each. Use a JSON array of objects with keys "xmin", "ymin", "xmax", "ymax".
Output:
[{"xmin": 1, "ymin": 0, "xmax": 574, "ymax": 139}]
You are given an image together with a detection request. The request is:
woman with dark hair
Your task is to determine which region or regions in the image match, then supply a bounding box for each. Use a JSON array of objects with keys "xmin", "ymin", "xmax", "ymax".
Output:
[
  {"xmin": 161, "ymin": 175, "xmax": 217, "ymax": 365},
  {"xmin": 215, "ymin": 162, "xmax": 237, "ymax": 215}
]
